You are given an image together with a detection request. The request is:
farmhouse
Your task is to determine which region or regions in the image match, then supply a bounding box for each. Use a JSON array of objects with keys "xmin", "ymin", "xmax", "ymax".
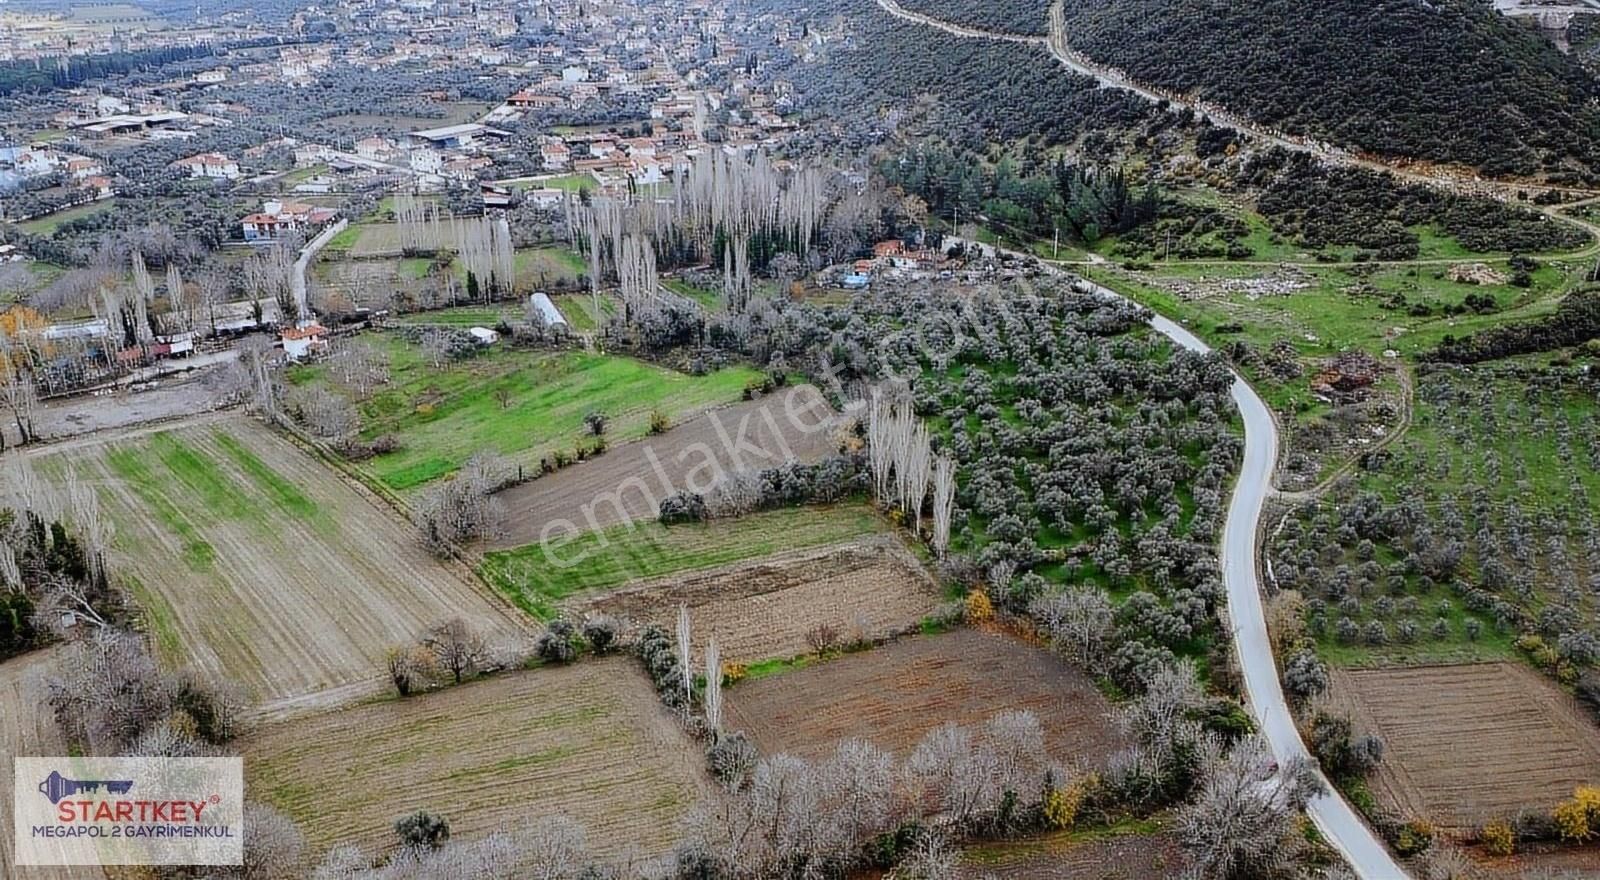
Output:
[
  {"xmin": 280, "ymin": 324, "xmax": 329, "ymax": 362},
  {"xmin": 174, "ymin": 153, "xmax": 242, "ymax": 180},
  {"xmin": 242, "ymin": 199, "xmax": 338, "ymax": 243}
]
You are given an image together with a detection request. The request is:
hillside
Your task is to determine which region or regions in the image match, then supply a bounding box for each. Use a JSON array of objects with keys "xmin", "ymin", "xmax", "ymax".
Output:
[{"xmin": 1059, "ymin": 0, "xmax": 1600, "ymax": 179}]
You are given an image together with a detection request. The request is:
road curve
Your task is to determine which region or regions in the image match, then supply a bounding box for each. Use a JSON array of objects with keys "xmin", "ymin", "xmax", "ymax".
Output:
[{"xmin": 1100, "ymin": 286, "xmax": 1412, "ymax": 880}]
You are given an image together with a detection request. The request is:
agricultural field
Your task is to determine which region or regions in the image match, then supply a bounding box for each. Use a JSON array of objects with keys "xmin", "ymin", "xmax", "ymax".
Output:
[
  {"xmin": 480, "ymin": 504, "xmax": 890, "ymax": 617},
  {"xmin": 551, "ymin": 292, "xmax": 613, "ymax": 331},
  {"xmin": 583, "ymin": 537, "xmax": 944, "ymax": 664},
  {"xmin": 1269, "ymin": 365, "xmax": 1600, "ymax": 669},
  {"xmin": 493, "ymin": 392, "xmax": 843, "ymax": 543},
  {"xmin": 959, "ymin": 825, "xmax": 1184, "ymax": 879},
  {"xmin": 0, "ymin": 651, "xmax": 101, "ymax": 880},
  {"xmin": 14, "ymin": 199, "xmax": 117, "ymax": 236},
  {"xmin": 1328, "ymin": 663, "xmax": 1600, "ymax": 832},
  {"xmin": 33, "ymin": 417, "xmax": 526, "ymax": 706},
  {"xmin": 291, "ymin": 337, "xmax": 762, "ymax": 491},
  {"xmin": 723, "ymin": 628, "xmax": 1127, "ymax": 761},
  {"xmin": 317, "ymin": 102, "xmax": 492, "ymax": 137},
  {"xmin": 244, "ymin": 660, "xmax": 711, "ymax": 859}
]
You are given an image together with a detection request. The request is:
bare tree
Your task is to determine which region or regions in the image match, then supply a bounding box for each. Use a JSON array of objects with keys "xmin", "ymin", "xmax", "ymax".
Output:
[
  {"xmin": 676, "ymin": 604, "xmax": 693, "ymax": 704},
  {"xmin": 931, "ymin": 454, "xmax": 955, "ymax": 557},
  {"xmin": 1030, "ymin": 587, "xmax": 1116, "ymax": 674},
  {"xmin": 0, "ymin": 366, "xmax": 38, "ymax": 445},
  {"xmin": 705, "ymin": 636, "xmax": 723, "ymax": 736},
  {"xmin": 241, "ymin": 802, "xmax": 308, "ymax": 879},
  {"xmin": 1177, "ymin": 735, "xmax": 1324, "ymax": 880},
  {"xmin": 423, "ymin": 618, "xmax": 484, "ymax": 685}
]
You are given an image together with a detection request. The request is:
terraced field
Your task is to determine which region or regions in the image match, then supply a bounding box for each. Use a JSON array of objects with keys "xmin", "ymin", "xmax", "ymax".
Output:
[
  {"xmin": 244, "ymin": 660, "xmax": 710, "ymax": 858},
  {"xmin": 37, "ymin": 417, "xmax": 527, "ymax": 707}
]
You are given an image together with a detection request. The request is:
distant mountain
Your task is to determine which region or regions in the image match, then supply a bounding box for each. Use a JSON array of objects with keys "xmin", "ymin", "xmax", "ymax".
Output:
[{"xmin": 1059, "ymin": 0, "xmax": 1600, "ymax": 180}]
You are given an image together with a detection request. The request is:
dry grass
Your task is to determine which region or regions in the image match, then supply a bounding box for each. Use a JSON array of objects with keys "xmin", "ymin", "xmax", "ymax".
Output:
[
  {"xmin": 1330, "ymin": 662, "xmax": 1600, "ymax": 832},
  {"xmin": 724, "ymin": 628, "xmax": 1127, "ymax": 762},
  {"xmin": 243, "ymin": 660, "xmax": 711, "ymax": 859}
]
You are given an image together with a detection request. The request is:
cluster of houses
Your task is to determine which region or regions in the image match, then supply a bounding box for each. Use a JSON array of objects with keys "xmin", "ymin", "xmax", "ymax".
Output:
[
  {"xmin": 0, "ymin": 144, "xmax": 113, "ymax": 205},
  {"xmin": 241, "ymin": 199, "xmax": 340, "ymax": 243}
]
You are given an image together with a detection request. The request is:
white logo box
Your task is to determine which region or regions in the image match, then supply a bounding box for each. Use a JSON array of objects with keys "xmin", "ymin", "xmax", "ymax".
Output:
[{"xmin": 13, "ymin": 757, "xmax": 243, "ymax": 866}]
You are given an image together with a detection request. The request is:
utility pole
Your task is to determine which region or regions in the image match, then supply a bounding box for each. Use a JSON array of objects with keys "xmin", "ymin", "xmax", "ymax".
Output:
[{"xmin": 1053, "ymin": 225, "xmax": 1060, "ymax": 260}]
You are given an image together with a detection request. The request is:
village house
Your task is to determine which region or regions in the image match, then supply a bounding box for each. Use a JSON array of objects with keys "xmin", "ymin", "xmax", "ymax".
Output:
[
  {"xmin": 279, "ymin": 323, "xmax": 329, "ymax": 362},
  {"xmin": 173, "ymin": 152, "xmax": 241, "ymax": 180},
  {"xmin": 242, "ymin": 199, "xmax": 337, "ymax": 242}
]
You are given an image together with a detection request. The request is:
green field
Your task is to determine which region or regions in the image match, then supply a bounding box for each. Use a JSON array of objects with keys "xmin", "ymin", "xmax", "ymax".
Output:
[
  {"xmin": 393, "ymin": 305, "xmax": 512, "ymax": 327},
  {"xmin": 505, "ymin": 173, "xmax": 597, "ymax": 193},
  {"xmin": 663, "ymin": 277, "xmax": 720, "ymax": 310},
  {"xmin": 1273, "ymin": 364, "xmax": 1600, "ymax": 668},
  {"xmin": 479, "ymin": 505, "xmax": 890, "ymax": 617},
  {"xmin": 292, "ymin": 336, "xmax": 763, "ymax": 490},
  {"xmin": 15, "ymin": 199, "xmax": 116, "ymax": 236}
]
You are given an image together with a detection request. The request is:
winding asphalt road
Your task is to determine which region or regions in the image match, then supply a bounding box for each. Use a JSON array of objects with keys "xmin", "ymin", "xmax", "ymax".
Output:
[{"xmin": 1087, "ymin": 281, "xmax": 1412, "ymax": 879}]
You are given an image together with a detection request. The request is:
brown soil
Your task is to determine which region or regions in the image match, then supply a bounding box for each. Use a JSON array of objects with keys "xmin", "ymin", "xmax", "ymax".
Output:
[
  {"xmin": 959, "ymin": 828, "xmax": 1185, "ymax": 879},
  {"xmin": 1329, "ymin": 662, "xmax": 1600, "ymax": 833},
  {"xmin": 578, "ymin": 537, "xmax": 945, "ymax": 664},
  {"xmin": 492, "ymin": 392, "xmax": 843, "ymax": 546},
  {"xmin": 724, "ymin": 628, "xmax": 1127, "ymax": 762}
]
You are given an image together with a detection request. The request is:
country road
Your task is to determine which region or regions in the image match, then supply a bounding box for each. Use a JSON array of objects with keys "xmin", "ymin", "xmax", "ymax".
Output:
[
  {"xmin": 1103, "ymin": 287, "xmax": 1411, "ymax": 880},
  {"xmin": 948, "ymin": 227, "xmax": 1414, "ymax": 878},
  {"xmin": 874, "ymin": 0, "xmax": 1600, "ymax": 203},
  {"xmin": 292, "ymin": 218, "xmax": 348, "ymax": 322}
]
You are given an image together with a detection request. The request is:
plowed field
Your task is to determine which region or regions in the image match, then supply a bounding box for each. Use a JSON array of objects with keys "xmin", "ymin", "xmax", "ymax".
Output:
[
  {"xmin": 581, "ymin": 538, "xmax": 942, "ymax": 663},
  {"xmin": 37, "ymin": 417, "xmax": 527, "ymax": 709},
  {"xmin": 1330, "ymin": 663, "xmax": 1600, "ymax": 832},
  {"xmin": 724, "ymin": 628, "xmax": 1126, "ymax": 762}
]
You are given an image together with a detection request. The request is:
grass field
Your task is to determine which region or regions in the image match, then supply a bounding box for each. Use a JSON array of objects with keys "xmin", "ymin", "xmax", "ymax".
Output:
[
  {"xmin": 245, "ymin": 660, "xmax": 710, "ymax": 859},
  {"xmin": 292, "ymin": 336, "xmax": 762, "ymax": 490},
  {"xmin": 505, "ymin": 173, "xmax": 597, "ymax": 193},
  {"xmin": 15, "ymin": 199, "xmax": 116, "ymax": 236},
  {"xmin": 37, "ymin": 417, "xmax": 527, "ymax": 705},
  {"xmin": 392, "ymin": 305, "xmax": 512, "ymax": 327},
  {"xmin": 479, "ymin": 504, "xmax": 890, "ymax": 617}
]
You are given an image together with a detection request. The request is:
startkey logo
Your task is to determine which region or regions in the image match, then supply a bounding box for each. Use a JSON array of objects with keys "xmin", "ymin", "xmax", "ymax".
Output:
[{"xmin": 14, "ymin": 757, "xmax": 242, "ymax": 866}]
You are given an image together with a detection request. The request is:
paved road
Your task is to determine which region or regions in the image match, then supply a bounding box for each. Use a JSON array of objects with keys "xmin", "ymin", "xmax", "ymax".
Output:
[
  {"xmin": 1086, "ymin": 283, "xmax": 1412, "ymax": 880},
  {"xmin": 292, "ymin": 218, "xmax": 348, "ymax": 322}
]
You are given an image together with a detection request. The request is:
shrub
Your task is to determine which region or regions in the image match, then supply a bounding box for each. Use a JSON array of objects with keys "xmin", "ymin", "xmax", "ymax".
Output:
[
  {"xmin": 1394, "ymin": 819, "xmax": 1434, "ymax": 856},
  {"xmin": 649, "ymin": 410, "xmax": 671, "ymax": 435},
  {"xmin": 1043, "ymin": 775, "xmax": 1095, "ymax": 830},
  {"xmin": 965, "ymin": 590, "xmax": 995, "ymax": 623},
  {"xmin": 706, "ymin": 732, "xmax": 758, "ymax": 790},
  {"xmin": 394, "ymin": 811, "xmax": 450, "ymax": 850},
  {"xmin": 1480, "ymin": 819, "xmax": 1515, "ymax": 856},
  {"xmin": 583, "ymin": 410, "xmax": 607, "ymax": 435},
  {"xmin": 806, "ymin": 623, "xmax": 840, "ymax": 656},
  {"xmin": 581, "ymin": 616, "xmax": 620, "ymax": 655},
  {"xmin": 1554, "ymin": 786, "xmax": 1600, "ymax": 842},
  {"xmin": 658, "ymin": 491, "xmax": 708, "ymax": 524},
  {"xmin": 536, "ymin": 620, "xmax": 578, "ymax": 664}
]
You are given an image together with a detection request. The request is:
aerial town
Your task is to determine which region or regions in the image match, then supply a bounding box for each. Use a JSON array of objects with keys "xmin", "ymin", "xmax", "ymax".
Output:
[{"xmin": 4, "ymin": 0, "xmax": 1600, "ymax": 878}]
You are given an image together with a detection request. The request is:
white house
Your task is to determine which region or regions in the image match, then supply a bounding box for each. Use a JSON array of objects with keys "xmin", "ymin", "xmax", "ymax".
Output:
[
  {"xmin": 468, "ymin": 326, "xmax": 500, "ymax": 346},
  {"xmin": 408, "ymin": 149, "xmax": 443, "ymax": 174},
  {"xmin": 174, "ymin": 153, "xmax": 241, "ymax": 180},
  {"xmin": 280, "ymin": 324, "xmax": 329, "ymax": 362}
]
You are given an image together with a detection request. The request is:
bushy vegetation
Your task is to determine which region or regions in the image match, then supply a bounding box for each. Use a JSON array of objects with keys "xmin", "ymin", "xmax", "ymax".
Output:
[
  {"xmin": 1431, "ymin": 288, "xmax": 1600, "ymax": 364},
  {"xmin": 741, "ymin": 0, "xmax": 1155, "ymax": 152},
  {"xmin": 895, "ymin": 0, "xmax": 1051, "ymax": 35},
  {"xmin": 1270, "ymin": 364, "xmax": 1600, "ymax": 677},
  {"xmin": 1060, "ymin": 0, "xmax": 1600, "ymax": 177},
  {"xmin": 1237, "ymin": 150, "xmax": 1587, "ymax": 259}
]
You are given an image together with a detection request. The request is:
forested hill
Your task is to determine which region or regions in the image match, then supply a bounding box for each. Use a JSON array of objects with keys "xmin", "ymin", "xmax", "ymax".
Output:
[{"xmin": 1059, "ymin": 0, "xmax": 1600, "ymax": 180}]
